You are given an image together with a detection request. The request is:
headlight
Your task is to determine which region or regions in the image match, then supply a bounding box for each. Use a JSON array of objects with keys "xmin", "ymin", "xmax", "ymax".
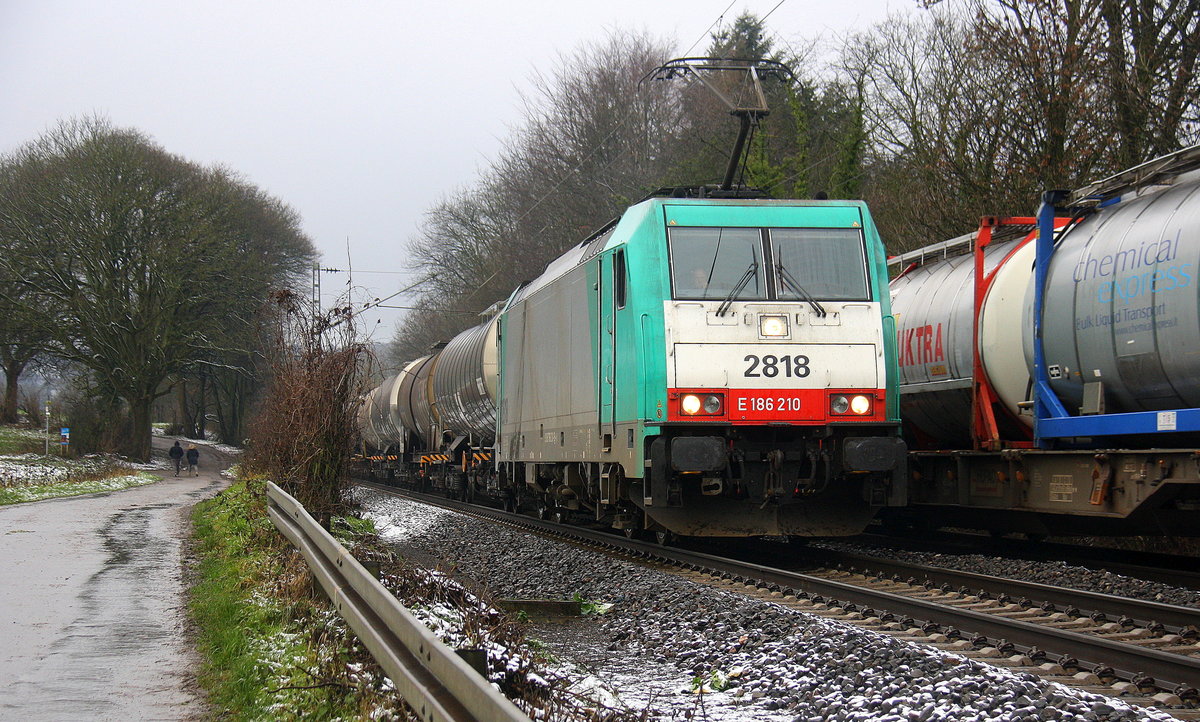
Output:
[
  {"xmin": 759, "ymin": 314, "xmax": 789, "ymax": 337},
  {"xmin": 831, "ymin": 395, "xmax": 850, "ymax": 414},
  {"xmin": 850, "ymin": 395, "xmax": 872, "ymax": 415},
  {"xmin": 680, "ymin": 393, "xmax": 724, "ymax": 416}
]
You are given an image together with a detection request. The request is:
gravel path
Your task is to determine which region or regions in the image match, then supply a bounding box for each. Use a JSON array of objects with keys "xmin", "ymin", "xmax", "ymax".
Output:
[
  {"xmin": 352, "ymin": 488, "xmax": 1176, "ymax": 722},
  {"xmin": 814, "ymin": 540, "xmax": 1200, "ymax": 609}
]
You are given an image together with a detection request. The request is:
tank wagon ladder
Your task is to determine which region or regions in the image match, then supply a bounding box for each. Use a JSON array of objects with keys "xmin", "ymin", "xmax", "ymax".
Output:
[{"xmin": 1032, "ymin": 144, "xmax": 1200, "ymax": 446}]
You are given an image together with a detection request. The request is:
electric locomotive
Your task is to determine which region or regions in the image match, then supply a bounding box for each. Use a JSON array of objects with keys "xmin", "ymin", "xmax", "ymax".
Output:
[
  {"xmin": 496, "ymin": 193, "xmax": 907, "ymax": 537},
  {"xmin": 361, "ymin": 191, "xmax": 908, "ymax": 538},
  {"xmin": 359, "ymin": 56, "xmax": 905, "ymax": 538}
]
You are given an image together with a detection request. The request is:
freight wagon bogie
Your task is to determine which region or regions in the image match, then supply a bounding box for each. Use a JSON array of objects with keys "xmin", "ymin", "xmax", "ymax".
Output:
[{"xmin": 890, "ymin": 449, "xmax": 1200, "ymax": 537}]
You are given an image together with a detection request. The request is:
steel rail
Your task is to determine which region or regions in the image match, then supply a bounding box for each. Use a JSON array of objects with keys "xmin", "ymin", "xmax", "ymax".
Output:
[
  {"xmin": 798, "ymin": 548, "xmax": 1200, "ymax": 632},
  {"xmin": 857, "ymin": 531, "xmax": 1200, "ymax": 592},
  {"xmin": 358, "ymin": 482, "xmax": 1200, "ymax": 689},
  {"xmin": 266, "ymin": 482, "xmax": 530, "ymax": 722}
]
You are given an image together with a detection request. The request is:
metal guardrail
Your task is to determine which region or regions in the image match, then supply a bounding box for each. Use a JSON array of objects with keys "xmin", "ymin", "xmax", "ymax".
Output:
[{"xmin": 265, "ymin": 482, "xmax": 529, "ymax": 722}]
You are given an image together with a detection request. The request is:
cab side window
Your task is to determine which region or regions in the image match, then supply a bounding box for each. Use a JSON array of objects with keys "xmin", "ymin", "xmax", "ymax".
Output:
[{"xmin": 615, "ymin": 250, "xmax": 627, "ymax": 309}]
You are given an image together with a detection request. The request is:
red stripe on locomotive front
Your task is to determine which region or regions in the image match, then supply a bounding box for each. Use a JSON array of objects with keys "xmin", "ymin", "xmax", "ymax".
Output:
[{"xmin": 666, "ymin": 388, "xmax": 887, "ymax": 423}]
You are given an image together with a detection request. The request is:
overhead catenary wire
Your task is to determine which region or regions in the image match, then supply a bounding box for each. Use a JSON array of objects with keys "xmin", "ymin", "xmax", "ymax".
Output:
[
  {"xmin": 371, "ymin": 305, "xmax": 482, "ymax": 315},
  {"xmin": 761, "ymin": 0, "xmax": 787, "ymax": 23},
  {"xmin": 380, "ymin": 2, "xmax": 790, "ymax": 331},
  {"xmin": 683, "ymin": 0, "xmax": 738, "ymax": 56},
  {"xmin": 321, "ymin": 268, "xmax": 413, "ymax": 275}
]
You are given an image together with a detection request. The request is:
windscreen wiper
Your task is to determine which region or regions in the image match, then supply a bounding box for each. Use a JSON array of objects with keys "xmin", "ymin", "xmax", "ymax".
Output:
[
  {"xmin": 775, "ymin": 263, "xmax": 827, "ymax": 317},
  {"xmin": 716, "ymin": 261, "xmax": 757, "ymax": 317}
]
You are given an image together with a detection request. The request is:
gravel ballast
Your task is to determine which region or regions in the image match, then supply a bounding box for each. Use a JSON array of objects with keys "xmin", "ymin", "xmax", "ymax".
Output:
[{"xmin": 352, "ymin": 488, "xmax": 1176, "ymax": 721}]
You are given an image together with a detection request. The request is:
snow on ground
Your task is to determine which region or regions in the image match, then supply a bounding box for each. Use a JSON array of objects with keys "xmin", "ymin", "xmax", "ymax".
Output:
[
  {"xmin": 0, "ymin": 453, "xmax": 151, "ymax": 486},
  {"xmin": 0, "ymin": 452, "xmax": 162, "ymax": 504},
  {"xmin": 359, "ymin": 493, "xmax": 453, "ymax": 542},
  {"xmin": 185, "ymin": 438, "xmax": 243, "ymax": 458},
  {"xmin": 352, "ymin": 489, "xmax": 1176, "ymax": 722},
  {"xmin": 0, "ymin": 473, "xmax": 158, "ymax": 504}
]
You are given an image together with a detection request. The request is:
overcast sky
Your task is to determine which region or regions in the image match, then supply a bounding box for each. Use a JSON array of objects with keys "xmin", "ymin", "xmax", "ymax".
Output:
[{"xmin": 1, "ymin": 0, "xmax": 914, "ymax": 339}]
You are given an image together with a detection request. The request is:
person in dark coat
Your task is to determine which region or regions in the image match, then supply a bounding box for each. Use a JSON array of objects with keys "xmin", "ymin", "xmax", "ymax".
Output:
[
  {"xmin": 169, "ymin": 441, "xmax": 184, "ymax": 477},
  {"xmin": 186, "ymin": 444, "xmax": 200, "ymax": 477}
]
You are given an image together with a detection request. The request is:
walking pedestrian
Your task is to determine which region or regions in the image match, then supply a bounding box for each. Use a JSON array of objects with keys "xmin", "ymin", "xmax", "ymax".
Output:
[
  {"xmin": 168, "ymin": 441, "xmax": 184, "ymax": 477},
  {"xmin": 186, "ymin": 444, "xmax": 199, "ymax": 477}
]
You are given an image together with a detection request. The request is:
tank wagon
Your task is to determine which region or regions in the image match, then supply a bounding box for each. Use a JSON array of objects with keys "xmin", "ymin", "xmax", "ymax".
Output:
[
  {"xmin": 361, "ymin": 192, "xmax": 908, "ymax": 538},
  {"xmin": 888, "ymin": 147, "xmax": 1200, "ymax": 536}
]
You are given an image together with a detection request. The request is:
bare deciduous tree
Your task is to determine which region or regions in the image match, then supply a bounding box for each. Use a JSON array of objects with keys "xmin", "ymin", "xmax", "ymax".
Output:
[
  {"xmin": 0, "ymin": 117, "xmax": 314, "ymax": 459},
  {"xmin": 391, "ymin": 30, "xmax": 685, "ymax": 367}
]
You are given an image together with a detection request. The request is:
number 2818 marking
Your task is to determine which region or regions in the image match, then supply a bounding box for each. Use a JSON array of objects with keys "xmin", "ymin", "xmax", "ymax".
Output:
[{"xmin": 743, "ymin": 354, "xmax": 811, "ymax": 378}]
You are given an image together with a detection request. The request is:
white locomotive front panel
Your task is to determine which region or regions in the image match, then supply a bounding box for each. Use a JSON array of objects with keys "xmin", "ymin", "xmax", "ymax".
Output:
[{"xmin": 664, "ymin": 301, "xmax": 887, "ymax": 424}]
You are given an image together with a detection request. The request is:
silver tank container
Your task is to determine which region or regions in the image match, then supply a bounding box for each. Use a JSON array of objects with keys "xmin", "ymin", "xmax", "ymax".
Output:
[
  {"xmin": 359, "ymin": 373, "xmax": 407, "ymax": 450},
  {"xmin": 1034, "ymin": 177, "xmax": 1200, "ymax": 414},
  {"xmin": 397, "ymin": 354, "xmax": 437, "ymax": 446},
  {"xmin": 892, "ymin": 172, "xmax": 1200, "ymax": 445},
  {"xmin": 358, "ymin": 383, "xmax": 386, "ymax": 450},
  {"xmin": 889, "ymin": 236, "xmax": 1022, "ymax": 446},
  {"xmin": 431, "ymin": 316, "xmax": 500, "ymax": 443}
]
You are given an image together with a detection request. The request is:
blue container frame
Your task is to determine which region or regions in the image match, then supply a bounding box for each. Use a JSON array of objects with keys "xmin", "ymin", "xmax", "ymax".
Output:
[{"xmin": 1032, "ymin": 192, "xmax": 1200, "ymax": 446}]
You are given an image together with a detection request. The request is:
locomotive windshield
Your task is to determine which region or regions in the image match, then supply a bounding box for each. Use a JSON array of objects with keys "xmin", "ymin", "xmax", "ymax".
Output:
[
  {"xmin": 771, "ymin": 228, "xmax": 869, "ymax": 301},
  {"xmin": 668, "ymin": 226, "xmax": 869, "ymax": 301},
  {"xmin": 668, "ymin": 228, "xmax": 766, "ymax": 300}
]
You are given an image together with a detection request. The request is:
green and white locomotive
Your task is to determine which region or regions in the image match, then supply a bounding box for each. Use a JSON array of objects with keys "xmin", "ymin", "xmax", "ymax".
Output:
[{"xmin": 360, "ymin": 192, "xmax": 907, "ymax": 538}]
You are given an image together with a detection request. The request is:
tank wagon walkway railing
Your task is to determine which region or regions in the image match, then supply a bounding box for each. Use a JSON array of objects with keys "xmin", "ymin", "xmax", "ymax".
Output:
[{"xmin": 265, "ymin": 482, "xmax": 530, "ymax": 722}]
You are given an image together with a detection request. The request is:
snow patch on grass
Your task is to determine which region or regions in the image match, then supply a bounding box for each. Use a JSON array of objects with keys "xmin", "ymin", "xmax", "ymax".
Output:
[
  {"xmin": 0, "ymin": 453, "xmax": 160, "ymax": 505},
  {"xmin": 0, "ymin": 472, "xmax": 158, "ymax": 505}
]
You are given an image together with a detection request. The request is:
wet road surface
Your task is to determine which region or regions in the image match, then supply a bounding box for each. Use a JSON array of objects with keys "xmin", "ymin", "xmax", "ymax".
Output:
[{"xmin": 0, "ymin": 439, "xmax": 232, "ymax": 721}]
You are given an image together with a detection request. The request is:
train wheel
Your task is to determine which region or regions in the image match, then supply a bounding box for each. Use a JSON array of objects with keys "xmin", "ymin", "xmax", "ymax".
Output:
[
  {"xmin": 655, "ymin": 530, "xmax": 676, "ymax": 546},
  {"xmin": 553, "ymin": 510, "xmax": 567, "ymax": 524},
  {"xmin": 536, "ymin": 501, "xmax": 549, "ymax": 520}
]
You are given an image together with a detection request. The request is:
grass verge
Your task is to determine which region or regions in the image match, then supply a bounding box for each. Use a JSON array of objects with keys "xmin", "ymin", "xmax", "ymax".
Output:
[
  {"xmin": 190, "ymin": 476, "xmax": 662, "ymax": 720},
  {"xmin": 0, "ymin": 447, "xmax": 162, "ymax": 506},
  {"xmin": 0, "ymin": 471, "xmax": 158, "ymax": 505},
  {"xmin": 0, "ymin": 426, "xmax": 45, "ymax": 454},
  {"xmin": 189, "ymin": 475, "xmax": 410, "ymax": 720}
]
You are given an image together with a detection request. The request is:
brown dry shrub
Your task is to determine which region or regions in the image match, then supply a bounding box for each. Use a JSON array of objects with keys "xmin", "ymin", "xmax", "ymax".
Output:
[{"xmin": 244, "ymin": 290, "xmax": 368, "ymax": 528}]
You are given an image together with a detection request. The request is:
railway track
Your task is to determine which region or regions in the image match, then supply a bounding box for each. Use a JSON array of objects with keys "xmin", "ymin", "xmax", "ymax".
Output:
[
  {"xmin": 733, "ymin": 543, "xmax": 1200, "ymax": 632},
  {"xmin": 354, "ymin": 480, "xmax": 1200, "ymax": 715},
  {"xmin": 856, "ymin": 530, "xmax": 1200, "ymax": 592}
]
